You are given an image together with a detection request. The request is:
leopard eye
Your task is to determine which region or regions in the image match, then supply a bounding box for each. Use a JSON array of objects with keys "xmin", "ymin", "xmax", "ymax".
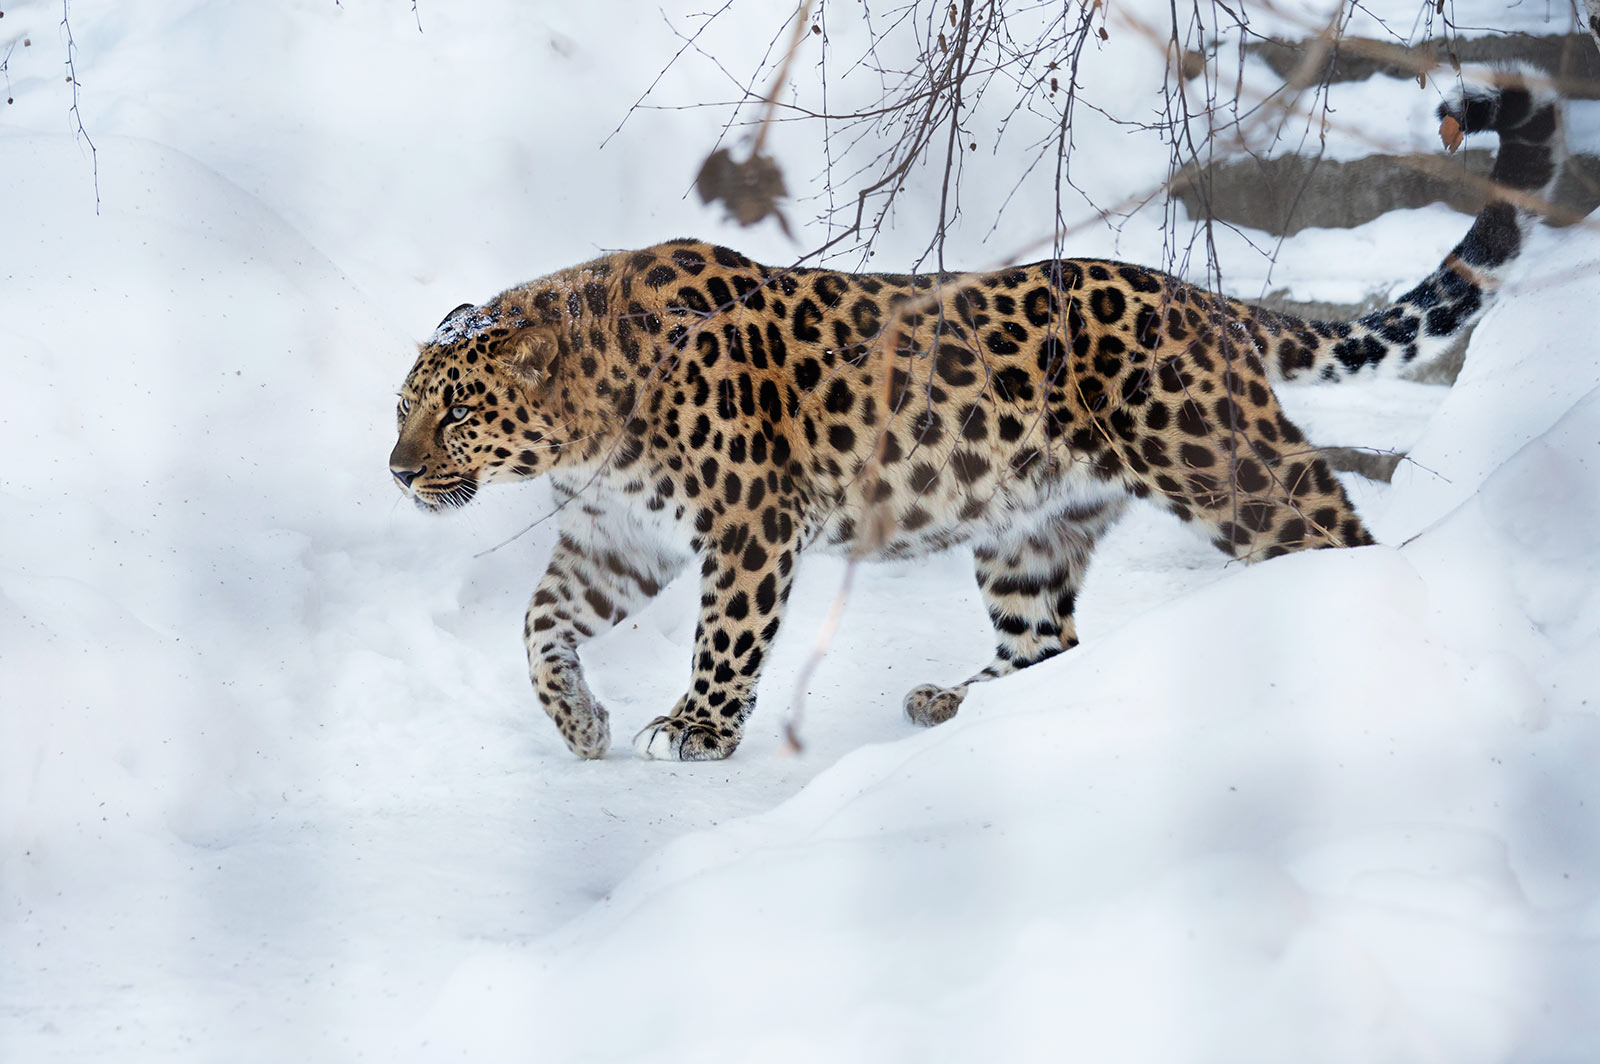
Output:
[
  {"xmin": 448, "ymin": 405, "xmax": 472, "ymax": 422},
  {"xmin": 398, "ymin": 397, "xmax": 412, "ymax": 416}
]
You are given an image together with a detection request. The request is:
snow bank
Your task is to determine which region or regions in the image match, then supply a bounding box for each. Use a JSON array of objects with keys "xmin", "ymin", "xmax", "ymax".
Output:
[{"xmin": 417, "ymin": 545, "xmax": 1600, "ymax": 1064}]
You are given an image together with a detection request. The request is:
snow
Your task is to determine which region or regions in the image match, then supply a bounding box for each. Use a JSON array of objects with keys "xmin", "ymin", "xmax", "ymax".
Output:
[
  {"xmin": 426, "ymin": 304, "xmax": 501, "ymax": 348},
  {"xmin": 3, "ymin": 0, "xmax": 1598, "ymax": 1061}
]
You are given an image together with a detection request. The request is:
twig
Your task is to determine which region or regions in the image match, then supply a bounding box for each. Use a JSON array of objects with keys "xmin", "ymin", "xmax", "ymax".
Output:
[
  {"xmin": 783, "ymin": 557, "xmax": 859, "ymax": 755},
  {"xmin": 61, "ymin": 0, "xmax": 98, "ymax": 213},
  {"xmin": 750, "ymin": 0, "xmax": 814, "ymax": 157}
]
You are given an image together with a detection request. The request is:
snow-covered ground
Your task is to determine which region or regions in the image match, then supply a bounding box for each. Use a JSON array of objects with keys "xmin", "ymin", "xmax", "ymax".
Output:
[{"xmin": 3, "ymin": 1, "xmax": 1598, "ymax": 1060}]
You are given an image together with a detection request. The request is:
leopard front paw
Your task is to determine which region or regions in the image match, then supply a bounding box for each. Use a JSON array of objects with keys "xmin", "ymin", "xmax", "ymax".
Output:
[
  {"xmin": 566, "ymin": 709, "xmax": 611, "ymax": 759},
  {"xmin": 904, "ymin": 683, "xmax": 966, "ymax": 727},
  {"xmin": 632, "ymin": 714, "xmax": 735, "ymax": 761},
  {"xmin": 545, "ymin": 691, "xmax": 611, "ymax": 759}
]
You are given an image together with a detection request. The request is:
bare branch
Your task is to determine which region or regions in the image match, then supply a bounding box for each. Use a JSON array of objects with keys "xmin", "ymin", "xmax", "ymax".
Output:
[{"xmin": 61, "ymin": 0, "xmax": 98, "ymax": 213}]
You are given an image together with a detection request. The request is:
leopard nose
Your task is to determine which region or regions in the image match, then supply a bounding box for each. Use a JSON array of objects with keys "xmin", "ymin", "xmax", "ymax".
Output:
[{"xmin": 391, "ymin": 462, "xmax": 424, "ymax": 489}]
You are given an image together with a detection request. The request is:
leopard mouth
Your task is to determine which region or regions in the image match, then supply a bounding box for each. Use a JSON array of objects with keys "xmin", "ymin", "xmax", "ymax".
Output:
[{"xmin": 411, "ymin": 478, "xmax": 479, "ymax": 512}]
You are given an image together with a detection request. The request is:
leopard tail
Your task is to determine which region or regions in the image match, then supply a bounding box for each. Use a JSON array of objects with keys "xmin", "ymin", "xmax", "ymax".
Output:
[{"xmin": 1253, "ymin": 68, "xmax": 1563, "ymax": 384}]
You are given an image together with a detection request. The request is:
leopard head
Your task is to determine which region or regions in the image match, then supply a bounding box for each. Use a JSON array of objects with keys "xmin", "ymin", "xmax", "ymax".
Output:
[{"xmin": 389, "ymin": 299, "xmax": 601, "ymax": 512}]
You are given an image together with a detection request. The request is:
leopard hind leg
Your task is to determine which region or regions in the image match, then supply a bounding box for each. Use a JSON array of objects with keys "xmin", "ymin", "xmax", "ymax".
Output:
[{"xmin": 904, "ymin": 497, "xmax": 1127, "ymax": 726}]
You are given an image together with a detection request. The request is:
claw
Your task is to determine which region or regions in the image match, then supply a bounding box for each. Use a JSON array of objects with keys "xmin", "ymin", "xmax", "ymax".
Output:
[
  {"xmin": 633, "ymin": 717, "xmax": 680, "ymax": 760},
  {"xmin": 632, "ymin": 715, "xmax": 734, "ymax": 761}
]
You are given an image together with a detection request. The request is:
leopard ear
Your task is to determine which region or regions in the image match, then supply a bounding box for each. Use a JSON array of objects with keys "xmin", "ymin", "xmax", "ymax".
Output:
[
  {"xmin": 437, "ymin": 302, "xmax": 478, "ymax": 330},
  {"xmin": 428, "ymin": 302, "xmax": 496, "ymax": 348},
  {"xmin": 492, "ymin": 327, "xmax": 559, "ymax": 388}
]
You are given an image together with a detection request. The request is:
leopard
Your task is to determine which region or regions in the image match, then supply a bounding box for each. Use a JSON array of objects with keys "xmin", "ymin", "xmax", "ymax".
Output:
[{"xmin": 389, "ymin": 75, "xmax": 1560, "ymax": 761}]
